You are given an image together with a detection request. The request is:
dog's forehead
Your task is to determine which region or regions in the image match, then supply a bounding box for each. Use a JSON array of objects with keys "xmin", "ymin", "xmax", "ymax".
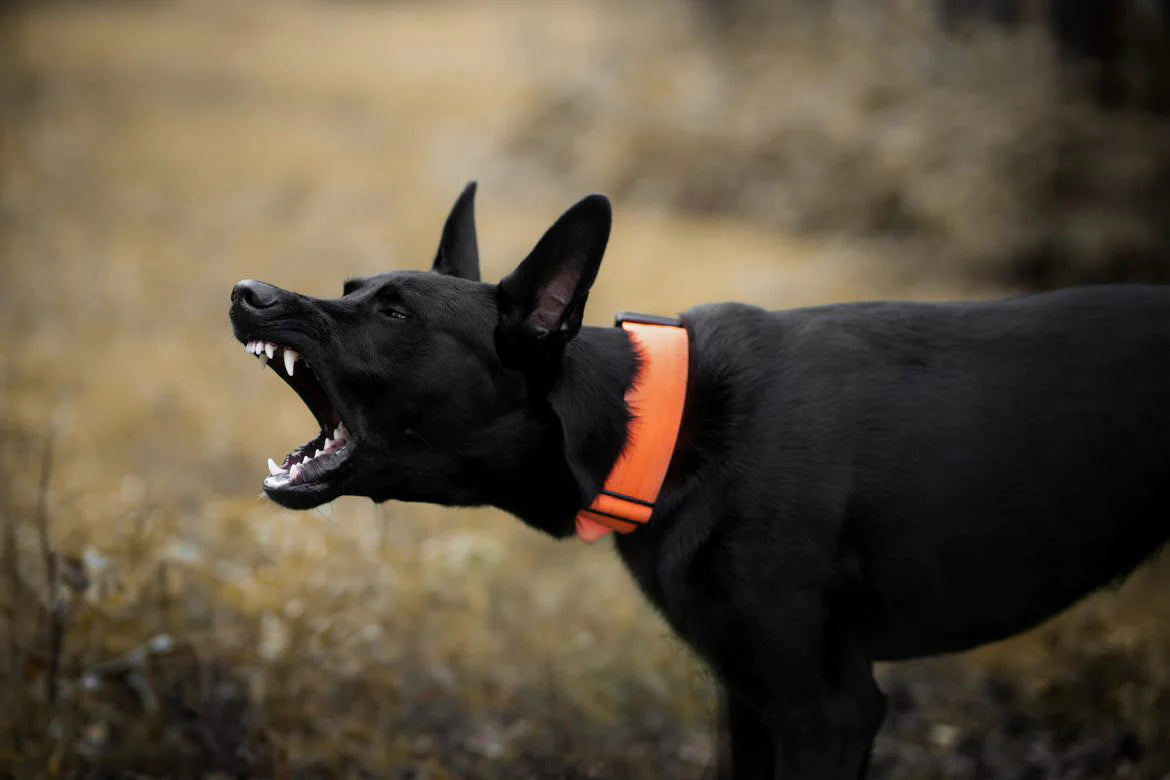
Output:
[
  {"xmin": 344, "ymin": 270, "xmax": 496, "ymax": 326},
  {"xmin": 345, "ymin": 270, "xmax": 484, "ymax": 297}
]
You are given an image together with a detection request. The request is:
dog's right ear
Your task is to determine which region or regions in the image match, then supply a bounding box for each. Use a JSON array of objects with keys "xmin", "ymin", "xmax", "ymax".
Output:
[
  {"xmin": 431, "ymin": 182, "xmax": 480, "ymax": 281},
  {"xmin": 495, "ymin": 194, "xmax": 612, "ymax": 368}
]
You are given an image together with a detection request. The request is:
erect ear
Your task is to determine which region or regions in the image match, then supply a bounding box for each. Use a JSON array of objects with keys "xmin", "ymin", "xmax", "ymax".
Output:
[
  {"xmin": 431, "ymin": 181, "xmax": 480, "ymax": 281},
  {"xmin": 495, "ymin": 194, "xmax": 612, "ymax": 367}
]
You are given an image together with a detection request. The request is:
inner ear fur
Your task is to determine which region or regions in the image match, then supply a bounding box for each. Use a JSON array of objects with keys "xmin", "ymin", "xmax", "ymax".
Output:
[{"xmin": 495, "ymin": 194, "xmax": 612, "ymax": 367}]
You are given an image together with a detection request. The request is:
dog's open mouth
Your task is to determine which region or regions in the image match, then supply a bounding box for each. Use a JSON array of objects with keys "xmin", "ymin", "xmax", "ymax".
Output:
[{"xmin": 241, "ymin": 338, "xmax": 353, "ymax": 502}]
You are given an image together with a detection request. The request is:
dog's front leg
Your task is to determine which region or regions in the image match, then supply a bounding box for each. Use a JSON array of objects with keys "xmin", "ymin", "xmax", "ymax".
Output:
[
  {"xmin": 767, "ymin": 637, "xmax": 886, "ymax": 780},
  {"xmin": 714, "ymin": 626, "xmax": 886, "ymax": 779},
  {"xmin": 715, "ymin": 689, "xmax": 775, "ymax": 780}
]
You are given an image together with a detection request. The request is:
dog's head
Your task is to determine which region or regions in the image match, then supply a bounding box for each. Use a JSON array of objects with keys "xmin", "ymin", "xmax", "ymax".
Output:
[{"xmin": 228, "ymin": 184, "xmax": 616, "ymax": 527}]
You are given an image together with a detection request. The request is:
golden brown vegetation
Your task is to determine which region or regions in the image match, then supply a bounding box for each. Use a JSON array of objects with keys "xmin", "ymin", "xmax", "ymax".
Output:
[
  {"xmin": 512, "ymin": 3, "xmax": 1170, "ymax": 288},
  {"xmin": 1, "ymin": 1, "xmax": 1168, "ymax": 777}
]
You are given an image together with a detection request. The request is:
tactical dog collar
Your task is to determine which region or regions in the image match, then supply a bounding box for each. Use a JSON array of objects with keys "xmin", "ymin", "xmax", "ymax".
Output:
[{"xmin": 576, "ymin": 313, "xmax": 689, "ymax": 543}]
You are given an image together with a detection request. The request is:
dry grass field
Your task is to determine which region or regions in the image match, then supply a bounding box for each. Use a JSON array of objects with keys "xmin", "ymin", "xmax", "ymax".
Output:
[{"xmin": 1, "ymin": 1, "xmax": 1169, "ymax": 777}]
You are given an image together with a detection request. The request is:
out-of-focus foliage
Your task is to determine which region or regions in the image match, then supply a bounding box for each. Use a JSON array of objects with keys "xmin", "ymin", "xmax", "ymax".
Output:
[
  {"xmin": 0, "ymin": 426, "xmax": 713, "ymax": 777},
  {"xmin": 513, "ymin": 2, "xmax": 1170, "ymax": 288},
  {"xmin": 1, "ymin": 1, "xmax": 1168, "ymax": 777}
]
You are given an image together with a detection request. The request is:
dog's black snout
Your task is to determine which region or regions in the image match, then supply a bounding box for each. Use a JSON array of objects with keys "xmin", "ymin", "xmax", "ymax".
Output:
[{"xmin": 232, "ymin": 279, "xmax": 280, "ymax": 310}]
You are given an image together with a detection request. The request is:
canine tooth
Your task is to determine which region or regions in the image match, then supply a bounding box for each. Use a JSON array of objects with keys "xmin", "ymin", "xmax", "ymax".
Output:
[
  {"xmin": 268, "ymin": 458, "xmax": 284, "ymax": 476},
  {"xmin": 265, "ymin": 342, "xmax": 275, "ymax": 359},
  {"xmin": 284, "ymin": 349, "xmax": 298, "ymax": 376}
]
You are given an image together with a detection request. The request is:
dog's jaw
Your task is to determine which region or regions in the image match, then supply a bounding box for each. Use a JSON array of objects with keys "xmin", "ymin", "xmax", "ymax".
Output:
[
  {"xmin": 262, "ymin": 419, "xmax": 352, "ymax": 489},
  {"xmin": 232, "ymin": 329, "xmax": 360, "ymax": 509}
]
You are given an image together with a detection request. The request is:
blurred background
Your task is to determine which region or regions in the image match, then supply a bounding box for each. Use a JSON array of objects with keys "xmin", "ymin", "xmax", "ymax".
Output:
[{"xmin": 2, "ymin": 0, "xmax": 1169, "ymax": 776}]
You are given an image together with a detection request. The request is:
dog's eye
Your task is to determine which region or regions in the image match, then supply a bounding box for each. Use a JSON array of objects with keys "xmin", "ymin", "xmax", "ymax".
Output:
[{"xmin": 375, "ymin": 287, "xmax": 409, "ymax": 319}]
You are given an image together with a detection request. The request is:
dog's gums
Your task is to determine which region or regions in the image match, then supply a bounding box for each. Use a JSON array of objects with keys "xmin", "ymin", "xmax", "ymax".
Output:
[{"xmin": 238, "ymin": 337, "xmax": 353, "ymax": 498}]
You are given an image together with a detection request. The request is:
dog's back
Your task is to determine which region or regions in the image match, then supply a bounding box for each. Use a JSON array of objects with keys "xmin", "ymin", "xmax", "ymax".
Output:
[{"xmin": 663, "ymin": 284, "xmax": 1170, "ymax": 661}]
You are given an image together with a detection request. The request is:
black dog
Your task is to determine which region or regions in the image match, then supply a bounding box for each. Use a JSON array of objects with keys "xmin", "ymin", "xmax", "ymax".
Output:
[{"xmin": 229, "ymin": 184, "xmax": 1170, "ymax": 779}]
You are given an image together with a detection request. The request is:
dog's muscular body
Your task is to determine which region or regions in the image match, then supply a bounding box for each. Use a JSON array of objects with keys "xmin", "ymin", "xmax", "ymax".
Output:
[{"xmin": 229, "ymin": 184, "xmax": 1170, "ymax": 779}]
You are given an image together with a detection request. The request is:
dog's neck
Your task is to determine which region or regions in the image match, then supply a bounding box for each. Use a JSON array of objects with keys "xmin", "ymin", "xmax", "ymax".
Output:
[{"xmin": 474, "ymin": 325, "xmax": 641, "ymax": 537}]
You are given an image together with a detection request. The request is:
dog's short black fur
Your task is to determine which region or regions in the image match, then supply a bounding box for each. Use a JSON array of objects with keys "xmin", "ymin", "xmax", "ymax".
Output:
[{"xmin": 229, "ymin": 184, "xmax": 1170, "ymax": 779}]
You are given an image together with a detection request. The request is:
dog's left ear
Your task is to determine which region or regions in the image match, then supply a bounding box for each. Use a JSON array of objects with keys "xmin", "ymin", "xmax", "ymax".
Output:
[
  {"xmin": 431, "ymin": 182, "xmax": 480, "ymax": 281},
  {"xmin": 495, "ymin": 194, "xmax": 612, "ymax": 368}
]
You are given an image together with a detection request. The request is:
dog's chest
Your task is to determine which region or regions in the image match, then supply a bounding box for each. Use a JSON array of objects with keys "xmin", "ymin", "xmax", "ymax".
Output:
[{"xmin": 614, "ymin": 530, "xmax": 718, "ymax": 654}]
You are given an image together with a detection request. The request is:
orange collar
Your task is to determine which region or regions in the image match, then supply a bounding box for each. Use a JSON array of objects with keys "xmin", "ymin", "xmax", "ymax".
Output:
[{"xmin": 576, "ymin": 313, "xmax": 689, "ymax": 543}]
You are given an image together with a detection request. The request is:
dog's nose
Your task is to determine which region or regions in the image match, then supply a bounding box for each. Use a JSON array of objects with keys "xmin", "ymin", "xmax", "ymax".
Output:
[{"xmin": 231, "ymin": 279, "xmax": 280, "ymax": 309}]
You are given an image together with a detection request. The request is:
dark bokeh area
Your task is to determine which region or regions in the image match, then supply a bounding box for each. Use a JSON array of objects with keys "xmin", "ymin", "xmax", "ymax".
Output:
[{"xmin": 1, "ymin": 1, "xmax": 1168, "ymax": 777}]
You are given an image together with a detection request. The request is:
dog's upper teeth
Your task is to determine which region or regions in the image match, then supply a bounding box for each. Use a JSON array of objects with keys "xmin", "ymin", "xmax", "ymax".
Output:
[
  {"xmin": 265, "ymin": 342, "xmax": 276, "ymax": 359},
  {"xmin": 284, "ymin": 349, "xmax": 298, "ymax": 376},
  {"xmin": 267, "ymin": 457, "xmax": 285, "ymax": 476}
]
